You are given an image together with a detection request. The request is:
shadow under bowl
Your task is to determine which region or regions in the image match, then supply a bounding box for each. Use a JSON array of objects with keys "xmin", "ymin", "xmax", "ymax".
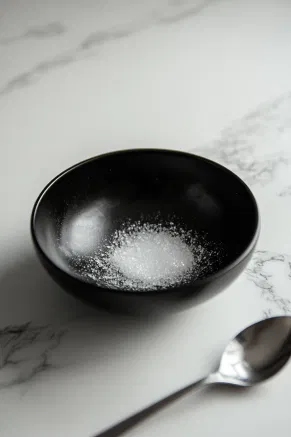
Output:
[{"xmin": 31, "ymin": 149, "xmax": 260, "ymax": 314}]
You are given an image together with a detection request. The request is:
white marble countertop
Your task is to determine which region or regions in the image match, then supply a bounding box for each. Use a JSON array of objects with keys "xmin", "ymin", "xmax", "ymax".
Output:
[{"xmin": 1, "ymin": 0, "xmax": 291, "ymax": 435}]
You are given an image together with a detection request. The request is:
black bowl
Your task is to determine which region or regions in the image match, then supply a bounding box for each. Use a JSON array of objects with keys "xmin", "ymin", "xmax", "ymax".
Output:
[{"xmin": 31, "ymin": 149, "xmax": 260, "ymax": 314}]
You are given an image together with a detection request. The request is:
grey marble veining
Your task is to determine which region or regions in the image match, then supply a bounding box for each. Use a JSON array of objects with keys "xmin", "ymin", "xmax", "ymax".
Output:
[
  {"xmin": 0, "ymin": 323, "xmax": 65, "ymax": 389},
  {"xmin": 0, "ymin": 54, "xmax": 80, "ymax": 96},
  {"xmin": 279, "ymin": 185, "xmax": 291, "ymax": 197},
  {"xmin": 157, "ymin": 0, "xmax": 219, "ymax": 24},
  {"xmin": 0, "ymin": 22, "xmax": 66, "ymax": 45},
  {"xmin": 246, "ymin": 251, "xmax": 291, "ymax": 317},
  {"xmin": 193, "ymin": 91, "xmax": 291, "ymax": 187},
  {"xmin": 0, "ymin": 0, "xmax": 219, "ymax": 96}
]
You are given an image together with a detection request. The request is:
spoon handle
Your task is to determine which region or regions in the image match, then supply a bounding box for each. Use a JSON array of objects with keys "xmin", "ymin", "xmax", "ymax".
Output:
[{"xmin": 93, "ymin": 376, "xmax": 209, "ymax": 437}]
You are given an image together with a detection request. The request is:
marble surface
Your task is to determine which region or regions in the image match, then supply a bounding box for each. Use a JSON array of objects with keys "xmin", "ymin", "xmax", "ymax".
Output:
[{"xmin": 1, "ymin": 0, "xmax": 291, "ymax": 435}]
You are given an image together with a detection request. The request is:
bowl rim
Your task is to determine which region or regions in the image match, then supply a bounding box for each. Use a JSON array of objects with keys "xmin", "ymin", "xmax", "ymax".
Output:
[{"xmin": 31, "ymin": 148, "xmax": 260, "ymax": 296}]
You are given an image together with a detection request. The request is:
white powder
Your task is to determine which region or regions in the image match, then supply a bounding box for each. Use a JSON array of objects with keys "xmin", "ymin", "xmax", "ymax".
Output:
[
  {"xmin": 69, "ymin": 220, "xmax": 223, "ymax": 291},
  {"xmin": 109, "ymin": 229, "xmax": 194, "ymax": 286}
]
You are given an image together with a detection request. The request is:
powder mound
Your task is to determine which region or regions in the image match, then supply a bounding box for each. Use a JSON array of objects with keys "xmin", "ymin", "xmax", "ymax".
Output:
[
  {"xmin": 109, "ymin": 229, "xmax": 194, "ymax": 287},
  {"xmin": 72, "ymin": 221, "xmax": 223, "ymax": 291}
]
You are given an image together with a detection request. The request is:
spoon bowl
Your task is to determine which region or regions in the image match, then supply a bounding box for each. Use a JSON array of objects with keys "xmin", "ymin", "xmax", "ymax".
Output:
[{"xmin": 216, "ymin": 316, "xmax": 291, "ymax": 386}]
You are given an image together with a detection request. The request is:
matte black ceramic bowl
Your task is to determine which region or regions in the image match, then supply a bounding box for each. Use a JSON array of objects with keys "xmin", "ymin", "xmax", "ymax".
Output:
[{"xmin": 31, "ymin": 149, "xmax": 260, "ymax": 314}]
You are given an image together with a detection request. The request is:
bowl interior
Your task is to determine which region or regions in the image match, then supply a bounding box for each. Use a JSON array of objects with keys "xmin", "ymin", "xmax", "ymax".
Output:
[{"xmin": 32, "ymin": 150, "xmax": 258, "ymax": 290}]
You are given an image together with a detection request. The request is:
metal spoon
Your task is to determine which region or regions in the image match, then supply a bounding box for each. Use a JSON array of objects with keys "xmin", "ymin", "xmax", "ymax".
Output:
[{"xmin": 94, "ymin": 316, "xmax": 291, "ymax": 437}]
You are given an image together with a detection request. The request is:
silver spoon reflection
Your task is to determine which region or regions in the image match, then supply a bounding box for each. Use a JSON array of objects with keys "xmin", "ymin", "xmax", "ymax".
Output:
[{"xmin": 94, "ymin": 316, "xmax": 291, "ymax": 437}]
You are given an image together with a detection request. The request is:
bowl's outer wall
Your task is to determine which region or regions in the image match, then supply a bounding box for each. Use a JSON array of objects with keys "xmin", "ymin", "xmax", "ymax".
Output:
[{"xmin": 31, "ymin": 149, "xmax": 260, "ymax": 314}]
